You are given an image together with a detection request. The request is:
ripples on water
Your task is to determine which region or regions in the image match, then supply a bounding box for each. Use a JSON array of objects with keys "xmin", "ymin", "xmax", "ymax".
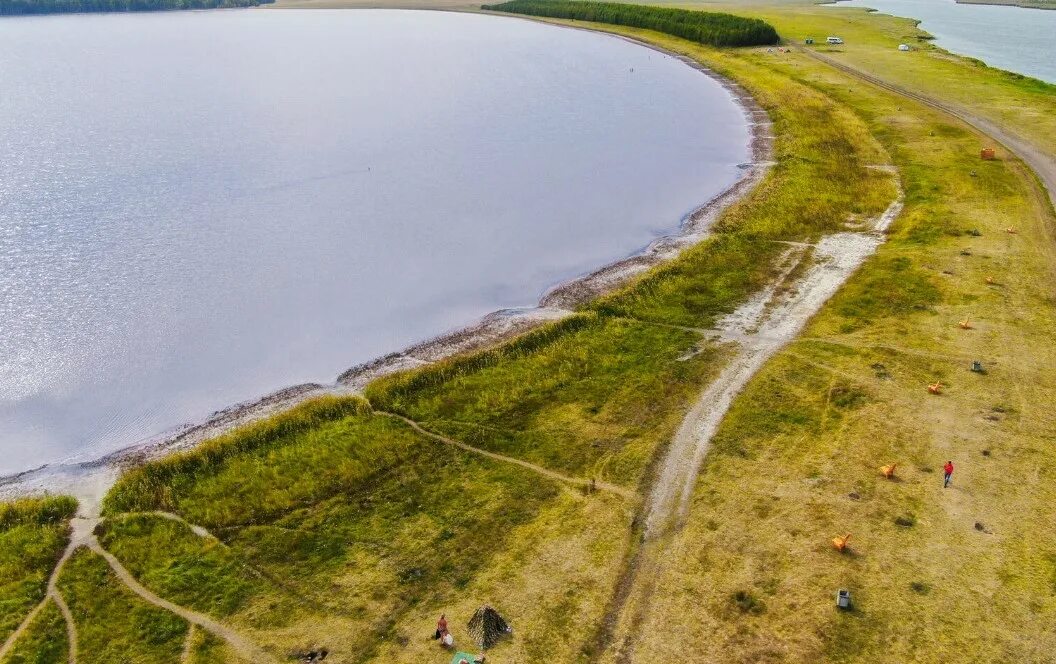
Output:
[{"xmin": 0, "ymin": 9, "xmax": 749, "ymax": 474}]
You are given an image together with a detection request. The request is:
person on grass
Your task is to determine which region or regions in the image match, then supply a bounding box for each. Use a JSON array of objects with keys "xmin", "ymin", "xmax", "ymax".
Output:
[{"xmin": 944, "ymin": 460, "xmax": 954, "ymax": 488}]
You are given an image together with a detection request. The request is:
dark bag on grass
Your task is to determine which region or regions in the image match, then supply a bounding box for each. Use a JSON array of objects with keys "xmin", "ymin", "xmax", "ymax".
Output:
[{"xmin": 433, "ymin": 629, "xmax": 441, "ymax": 640}]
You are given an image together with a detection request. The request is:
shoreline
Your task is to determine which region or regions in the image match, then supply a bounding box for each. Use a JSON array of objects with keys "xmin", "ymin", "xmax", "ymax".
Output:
[
  {"xmin": 0, "ymin": 23, "xmax": 774, "ymax": 509},
  {"xmin": 955, "ymin": 0, "xmax": 1056, "ymax": 10},
  {"xmin": 830, "ymin": 0, "xmax": 1055, "ymax": 9}
]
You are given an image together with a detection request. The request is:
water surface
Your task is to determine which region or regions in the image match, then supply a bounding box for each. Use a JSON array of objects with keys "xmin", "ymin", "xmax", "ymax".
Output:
[
  {"xmin": 0, "ymin": 9, "xmax": 750, "ymax": 473},
  {"xmin": 835, "ymin": 0, "xmax": 1056, "ymax": 83}
]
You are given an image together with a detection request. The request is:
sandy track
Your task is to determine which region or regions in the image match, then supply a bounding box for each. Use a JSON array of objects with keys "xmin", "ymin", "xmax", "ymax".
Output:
[
  {"xmin": 48, "ymin": 591, "xmax": 77, "ymax": 664},
  {"xmin": 643, "ymin": 190, "xmax": 904, "ymax": 537}
]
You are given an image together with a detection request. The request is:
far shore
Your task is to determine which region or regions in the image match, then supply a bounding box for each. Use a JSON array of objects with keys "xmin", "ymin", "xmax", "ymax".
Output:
[
  {"xmin": 956, "ymin": 0, "xmax": 1056, "ymax": 10},
  {"xmin": 829, "ymin": 0, "xmax": 1056, "ymax": 10}
]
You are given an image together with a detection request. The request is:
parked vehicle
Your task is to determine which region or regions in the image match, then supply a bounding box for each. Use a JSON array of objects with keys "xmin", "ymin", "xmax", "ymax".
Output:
[{"xmin": 826, "ymin": 36, "xmax": 844, "ymax": 45}]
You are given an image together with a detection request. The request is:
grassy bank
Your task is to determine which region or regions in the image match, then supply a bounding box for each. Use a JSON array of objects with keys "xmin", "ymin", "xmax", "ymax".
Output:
[{"xmin": 957, "ymin": 0, "xmax": 1056, "ymax": 9}]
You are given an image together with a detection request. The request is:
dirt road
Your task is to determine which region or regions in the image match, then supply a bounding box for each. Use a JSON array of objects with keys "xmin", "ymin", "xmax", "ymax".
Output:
[{"xmin": 801, "ymin": 49, "xmax": 1056, "ymax": 211}]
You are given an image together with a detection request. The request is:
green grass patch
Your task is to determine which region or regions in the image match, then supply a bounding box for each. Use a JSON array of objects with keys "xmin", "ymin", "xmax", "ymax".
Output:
[
  {"xmin": 103, "ymin": 396, "xmax": 371, "ymax": 519},
  {"xmin": 1, "ymin": 599, "xmax": 68, "ymax": 664},
  {"xmin": 98, "ymin": 515, "xmax": 268, "ymax": 619},
  {"xmin": 0, "ymin": 496, "xmax": 76, "ymax": 646},
  {"xmin": 831, "ymin": 256, "xmax": 941, "ymax": 332},
  {"xmin": 57, "ymin": 549, "xmax": 187, "ymax": 663},
  {"xmin": 367, "ymin": 314, "xmax": 726, "ymax": 486},
  {"xmin": 98, "ymin": 406, "xmax": 567, "ymax": 659}
]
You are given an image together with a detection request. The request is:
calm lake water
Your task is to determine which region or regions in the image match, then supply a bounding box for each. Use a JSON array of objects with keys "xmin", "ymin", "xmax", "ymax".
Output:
[
  {"xmin": 0, "ymin": 9, "xmax": 749, "ymax": 474},
  {"xmin": 835, "ymin": 0, "xmax": 1056, "ymax": 83}
]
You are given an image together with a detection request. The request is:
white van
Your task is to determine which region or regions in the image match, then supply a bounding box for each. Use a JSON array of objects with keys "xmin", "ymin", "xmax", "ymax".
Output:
[{"xmin": 826, "ymin": 36, "xmax": 844, "ymax": 45}]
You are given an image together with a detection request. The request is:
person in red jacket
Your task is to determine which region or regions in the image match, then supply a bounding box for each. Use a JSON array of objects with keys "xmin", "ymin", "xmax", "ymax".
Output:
[{"xmin": 943, "ymin": 460, "xmax": 954, "ymax": 488}]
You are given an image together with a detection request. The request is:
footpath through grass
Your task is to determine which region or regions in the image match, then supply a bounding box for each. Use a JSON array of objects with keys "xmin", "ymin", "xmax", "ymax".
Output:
[
  {"xmin": 0, "ymin": 497, "xmax": 76, "ymax": 648},
  {"xmin": 57, "ymin": 548, "xmax": 189, "ymax": 662},
  {"xmin": 1, "ymin": 600, "xmax": 68, "ymax": 664}
]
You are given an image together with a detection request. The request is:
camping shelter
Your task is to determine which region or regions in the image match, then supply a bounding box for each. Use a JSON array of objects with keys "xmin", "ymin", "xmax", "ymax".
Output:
[{"xmin": 467, "ymin": 605, "xmax": 511, "ymax": 649}]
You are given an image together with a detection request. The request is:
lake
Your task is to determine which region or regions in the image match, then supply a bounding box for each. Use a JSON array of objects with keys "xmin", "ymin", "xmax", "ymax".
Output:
[
  {"xmin": 834, "ymin": 0, "xmax": 1056, "ymax": 83},
  {"xmin": 0, "ymin": 9, "xmax": 750, "ymax": 474}
]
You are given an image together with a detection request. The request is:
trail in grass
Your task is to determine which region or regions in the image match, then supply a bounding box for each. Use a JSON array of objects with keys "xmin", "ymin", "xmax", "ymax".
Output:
[
  {"xmin": 85, "ymin": 536, "xmax": 274, "ymax": 663},
  {"xmin": 136, "ymin": 510, "xmax": 364, "ymax": 620},
  {"xmin": 47, "ymin": 592, "xmax": 76, "ymax": 664},
  {"xmin": 0, "ymin": 603, "xmax": 44, "ymax": 660},
  {"xmin": 0, "ymin": 521, "xmax": 85, "ymax": 663},
  {"xmin": 5, "ymin": 511, "xmax": 270, "ymax": 664},
  {"xmin": 374, "ymin": 411, "xmax": 637, "ymax": 499},
  {"xmin": 180, "ymin": 624, "xmax": 195, "ymax": 663},
  {"xmin": 151, "ymin": 511, "xmax": 217, "ymax": 540}
]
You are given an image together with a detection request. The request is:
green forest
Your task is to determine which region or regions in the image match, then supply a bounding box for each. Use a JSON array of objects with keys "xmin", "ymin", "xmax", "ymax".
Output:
[
  {"xmin": 0, "ymin": 0, "xmax": 272, "ymax": 15},
  {"xmin": 482, "ymin": 0, "xmax": 780, "ymax": 47}
]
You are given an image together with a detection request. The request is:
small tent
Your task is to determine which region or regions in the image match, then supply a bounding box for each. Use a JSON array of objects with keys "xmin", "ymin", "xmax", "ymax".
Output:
[{"xmin": 467, "ymin": 605, "xmax": 511, "ymax": 649}]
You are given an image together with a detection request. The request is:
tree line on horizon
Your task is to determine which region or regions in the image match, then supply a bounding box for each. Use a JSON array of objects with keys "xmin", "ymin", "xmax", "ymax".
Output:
[
  {"xmin": 0, "ymin": 0, "xmax": 273, "ymax": 15},
  {"xmin": 482, "ymin": 0, "xmax": 780, "ymax": 48}
]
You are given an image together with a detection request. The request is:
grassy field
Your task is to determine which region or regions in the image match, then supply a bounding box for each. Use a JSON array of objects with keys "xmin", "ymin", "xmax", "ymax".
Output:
[
  {"xmin": 570, "ymin": 19, "xmax": 1056, "ymax": 664},
  {"xmin": 1, "ymin": 1, "xmax": 1053, "ymax": 662},
  {"xmin": 98, "ymin": 398, "xmax": 635, "ymax": 661}
]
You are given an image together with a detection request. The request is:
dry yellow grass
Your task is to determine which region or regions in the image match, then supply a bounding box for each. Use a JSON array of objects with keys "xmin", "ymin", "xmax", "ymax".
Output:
[
  {"xmin": 612, "ymin": 38, "xmax": 1056, "ymax": 664},
  {"xmin": 374, "ymin": 491, "xmax": 632, "ymax": 662}
]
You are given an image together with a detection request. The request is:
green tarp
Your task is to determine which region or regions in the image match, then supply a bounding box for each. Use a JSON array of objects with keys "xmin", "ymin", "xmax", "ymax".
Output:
[{"xmin": 449, "ymin": 653, "xmax": 480, "ymax": 664}]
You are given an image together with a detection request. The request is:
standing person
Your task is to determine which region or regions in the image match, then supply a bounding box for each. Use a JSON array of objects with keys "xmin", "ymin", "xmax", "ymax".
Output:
[
  {"xmin": 943, "ymin": 460, "xmax": 954, "ymax": 488},
  {"xmin": 435, "ymin": 613, "xmax": 448, "ymax": 641}
]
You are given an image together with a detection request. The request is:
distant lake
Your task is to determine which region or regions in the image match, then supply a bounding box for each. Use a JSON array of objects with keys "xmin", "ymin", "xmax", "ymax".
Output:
[
  {"xmin": 835, "ymin": 0, "xmax": 1056, "ymax": 83},
  {"xmin": 0, "ymin": 9, "xmax": 750, "ymax": 474}
]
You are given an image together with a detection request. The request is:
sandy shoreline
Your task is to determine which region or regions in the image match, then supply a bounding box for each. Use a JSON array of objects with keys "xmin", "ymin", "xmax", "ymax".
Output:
[{"xmin": 0, "ymin": 26, "xmax": 774, "ymax": 509}]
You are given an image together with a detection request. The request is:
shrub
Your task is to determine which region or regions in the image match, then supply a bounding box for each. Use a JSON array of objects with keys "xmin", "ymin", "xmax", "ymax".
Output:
[
  {"xmin": 481, "ymin": 1, "xmax": 779, "ymax": 48},
  {"xmin": 731, "ymin": 590, "xmax": 766, "ymax": 614}
]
